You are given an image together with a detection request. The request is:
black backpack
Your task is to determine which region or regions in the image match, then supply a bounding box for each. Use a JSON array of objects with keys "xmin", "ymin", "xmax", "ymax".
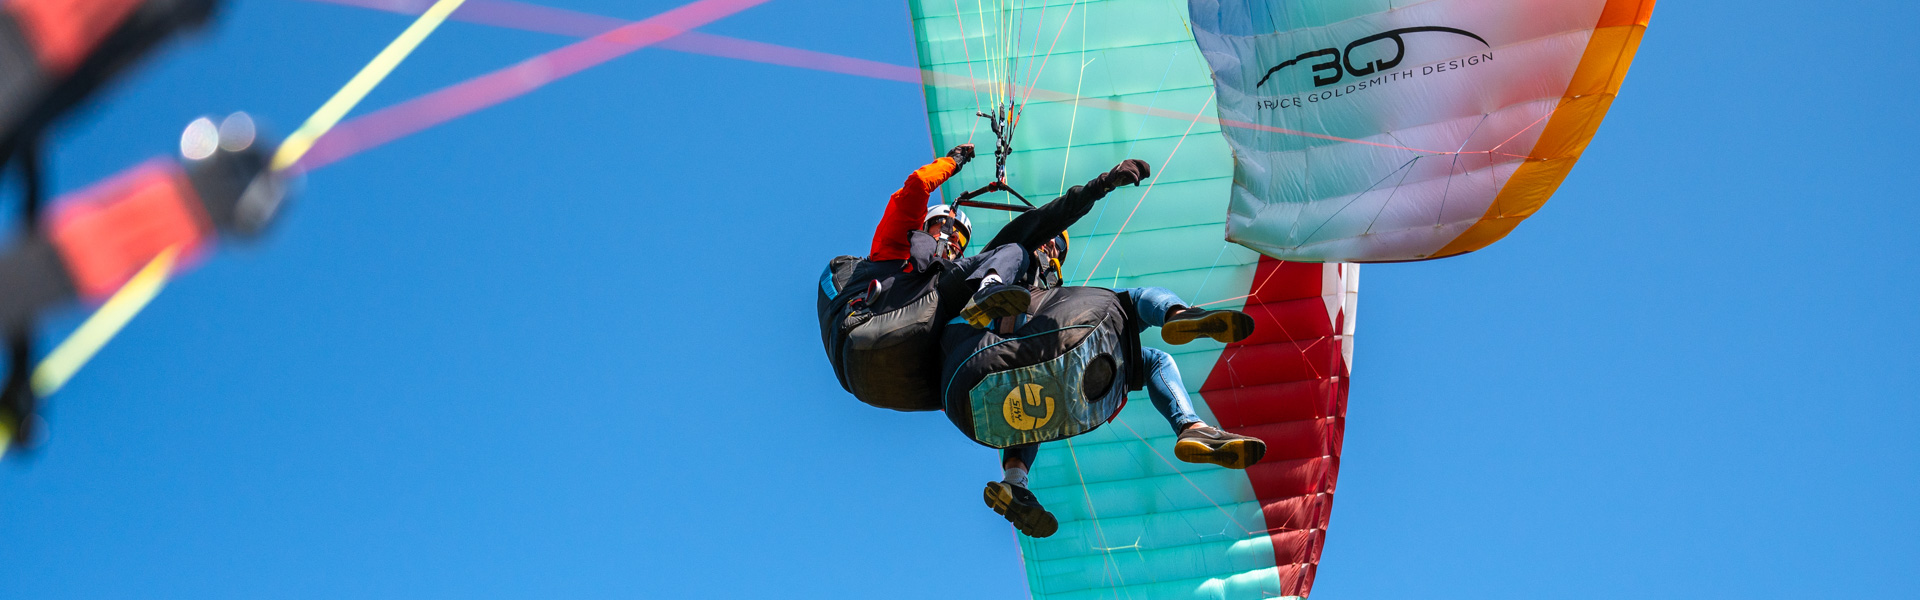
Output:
[
  {"xmin": 937, "ymin": 286, "xmax": 1145, "ymax": 448},
  {"xmin": 816, "ymin": 256, "xmax": 946, "ymax": 412}
]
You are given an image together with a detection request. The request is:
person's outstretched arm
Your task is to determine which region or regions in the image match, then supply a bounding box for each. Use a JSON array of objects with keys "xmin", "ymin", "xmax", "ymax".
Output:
[
  {"xmin": 868, "ymin": 145, "xmax": 973, "ymax": 261},
  {"xmin": 984, "ymin": 159, "xmax": 1149, "ymax": 252}
]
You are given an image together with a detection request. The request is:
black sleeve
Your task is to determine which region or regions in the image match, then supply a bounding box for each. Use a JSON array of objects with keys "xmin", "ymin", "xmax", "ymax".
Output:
[
  {"xmin": 906, "ymin": 230, "xmax": 941, "ymax": 273},
  {"xmin": 982, "ymin": 183, "xmax": 1108, "ymax": 252}
]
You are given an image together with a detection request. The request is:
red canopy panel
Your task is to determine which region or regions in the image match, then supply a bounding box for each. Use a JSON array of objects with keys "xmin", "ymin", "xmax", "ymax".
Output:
[{"xmin": 1201, "ymin": 259, "xmax": 1354, "ymax": 598}]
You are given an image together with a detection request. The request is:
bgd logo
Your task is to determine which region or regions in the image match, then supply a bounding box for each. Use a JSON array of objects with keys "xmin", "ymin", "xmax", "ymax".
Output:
[
  {"xmin": 1002, "ymin": 383, "xmax": 1054, "ymax": 431},
  {"xmin": 1255, "ymin": 26, "xmax": 1488, "ymax": 88}
]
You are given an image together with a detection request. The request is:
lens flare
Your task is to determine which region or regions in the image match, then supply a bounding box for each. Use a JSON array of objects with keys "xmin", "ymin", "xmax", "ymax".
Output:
[
  {"xmin": 179, "ymin": 117, "xmax": 219, "ymax": 160},
  {"xmin": 218, "ymin": 112, "xmax": 256, "ymax": 151}
]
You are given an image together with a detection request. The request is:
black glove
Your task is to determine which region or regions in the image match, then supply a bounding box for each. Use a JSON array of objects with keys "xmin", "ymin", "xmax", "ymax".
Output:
[
  {"xmin": 947, "ymin": 143, "xmax": 976, "ymax": 168},
  {"xmin": 1088, "ymin": 159, "xmax": 1151, "ymax": 192}
]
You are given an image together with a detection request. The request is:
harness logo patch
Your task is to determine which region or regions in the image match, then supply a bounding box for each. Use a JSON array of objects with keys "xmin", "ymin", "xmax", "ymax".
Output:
[
  {"xmin": 1002, "ymin": 383, "xmax": 1055, "ymax": 431},
  {"xmin": 1255, "ymin": 26, "xmax": 1489, "ymax": 89}
]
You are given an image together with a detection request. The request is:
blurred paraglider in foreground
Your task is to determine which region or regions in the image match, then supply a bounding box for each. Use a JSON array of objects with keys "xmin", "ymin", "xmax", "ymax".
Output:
[
  {"xmin": 0, "ymin": 0, "xmax": 242, "ymax": 454},
  {"xmin": 0, "ymin": 114, "xmax": 286, "ymax": 450},
  {"xmin": 0, "ymin": 0, "xmax": 772, "ymax": 457},
  {"xmin": 0, "ymin": 0, "xmax": 466, "ymax": 456}
]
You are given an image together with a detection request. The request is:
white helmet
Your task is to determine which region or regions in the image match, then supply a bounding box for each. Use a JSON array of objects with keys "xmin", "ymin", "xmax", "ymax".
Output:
[
  {"xmin": 923, "ymin": 204, "xmax": 972, "ymax": 239},
  {"xmin": 923, "ymin": 204, "xmax": 972, "ymax": 258}
]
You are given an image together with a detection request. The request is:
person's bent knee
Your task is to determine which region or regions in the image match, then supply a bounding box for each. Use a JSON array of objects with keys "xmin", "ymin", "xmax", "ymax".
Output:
[{"xmin": 1143, "ymin": 347, "xmax": 1175, "ymax": 370}]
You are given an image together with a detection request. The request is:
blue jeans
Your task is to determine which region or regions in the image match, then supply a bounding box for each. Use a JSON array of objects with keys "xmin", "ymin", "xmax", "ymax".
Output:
[
  {"xmin": 1002, "ymin": 286, "xmax": 1201, "ymax": 469},
  {"xmin": 1115, "ymin": 286, "xmax": 1183, "ymax": 332},
  {"xmin": 1114, "ymin": 287, "xmax": 1202, "ymax": 432}
]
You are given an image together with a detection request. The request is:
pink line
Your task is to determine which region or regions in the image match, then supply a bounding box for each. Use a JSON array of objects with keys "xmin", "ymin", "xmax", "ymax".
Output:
[
  {"xmin": 311, "ymin": 0, "xmax": 618, "ymax": 37},
  {"xmin": 296, "ymin": 0, "xmax": 1474, "ymax": 170},
  {"xmin": 308, "ymin": 0, "xmax": 928, "ymax": 84},
  {"xmin": 1035, "ymin": 90, "xmax": 1450, "ymax": 155},
  {"xmin": 296, "ymin": 0, "xmax": 775, "ymax": 170},
  {"xmin": 1490, "ymin": 111, "xmax": 1553, "ymax": 154}
]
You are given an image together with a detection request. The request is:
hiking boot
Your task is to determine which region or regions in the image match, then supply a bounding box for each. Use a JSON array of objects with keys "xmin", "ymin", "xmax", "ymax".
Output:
[
  {"xmin": 1174, "ymin": 426, "xmax": 1267, "ymax": 469},
  {"xmin": 984, "ymin": 481, "xmax": 1059, "ymax": 538},
  {"xmin": 961, "ymin": 283, "xmax": 1031, "ymax": 329},
  {"xmin": 1161, "ymin": 307, "xmax": 1255, "ymax": 345}
]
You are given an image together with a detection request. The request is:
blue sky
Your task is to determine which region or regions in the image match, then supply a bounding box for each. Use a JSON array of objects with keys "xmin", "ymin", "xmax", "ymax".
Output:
[{"xmin": 2, "ymin": 0, "xmax": 1916, "ymax": 598}]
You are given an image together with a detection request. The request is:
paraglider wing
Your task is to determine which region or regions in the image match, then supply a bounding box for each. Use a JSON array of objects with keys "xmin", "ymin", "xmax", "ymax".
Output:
[
  {"xmin": 910, "ymin": 0, "xmax": 1355, "ymax": 597},
  {"xmin": 1189, "ymin": 0, "xmax": 1654, "ymax": 262}
]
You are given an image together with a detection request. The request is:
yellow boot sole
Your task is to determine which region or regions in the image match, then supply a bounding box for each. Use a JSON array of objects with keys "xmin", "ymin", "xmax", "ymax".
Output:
[
  {"xmin": 1174, "ymin": 438, "xmax": 1266, "ymax": 470},
  {"xmin": 1161, "ymin": 310, "xmax": 1255, "ymax": 345},
  {"xmin": 983, "ymin": 481, "xmax": 1059, "ymax": 537},
  {"xmin": 962, "ymin": 288, "xmax": 1031, "ymax": 328}
]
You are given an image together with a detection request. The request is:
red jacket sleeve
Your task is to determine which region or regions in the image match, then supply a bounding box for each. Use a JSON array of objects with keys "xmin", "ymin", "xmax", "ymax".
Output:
[{"xmin": 868, "ymin": 157, "xmax": 958, "ymax": 261}]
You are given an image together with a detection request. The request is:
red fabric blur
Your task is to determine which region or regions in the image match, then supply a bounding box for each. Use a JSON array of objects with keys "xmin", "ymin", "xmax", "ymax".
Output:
[
  {"xmin": 5, "ymin": 0, "xmax": 146, "ymax": 72},
  {"xmin": 44, "ymin": 159, "xmax": 211, "ymax": 299}
]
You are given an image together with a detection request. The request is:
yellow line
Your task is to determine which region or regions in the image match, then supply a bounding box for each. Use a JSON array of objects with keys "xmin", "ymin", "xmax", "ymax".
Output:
[
  {"xmin": 272, "ymin": 0, "xmax": 469, "ymax": 171},
  {"xmin": 19, "ymin": 0, "xmax": 468, "ymax": 407},
  {"xmin": 31, "ymin": 247, "xmax": 180, "ymax": 397}
]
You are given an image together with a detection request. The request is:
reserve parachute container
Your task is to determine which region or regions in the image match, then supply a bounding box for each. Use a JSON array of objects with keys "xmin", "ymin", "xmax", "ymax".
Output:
[
  {"xmin": 816, "ymin": 255, "xmax": 948, "ymax": 412},
  {"xmin": 938, "ymin": 286, "xmax": 1142, "ymax": 449}
]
